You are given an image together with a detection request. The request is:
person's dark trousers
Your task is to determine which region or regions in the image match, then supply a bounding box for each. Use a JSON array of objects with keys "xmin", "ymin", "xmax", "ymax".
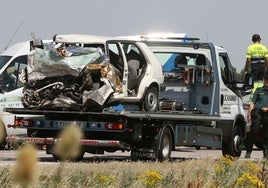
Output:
[
  {"xmin": 261, "ymin": 112, "xmax": 268, "ymax": 158},
  {"xmin": 251, "ymin": 63, "xmax": 265, "ymax": 81},
  {"xmin": 244, "ymin": 109, "xmax": 262, "ymax": 154}
]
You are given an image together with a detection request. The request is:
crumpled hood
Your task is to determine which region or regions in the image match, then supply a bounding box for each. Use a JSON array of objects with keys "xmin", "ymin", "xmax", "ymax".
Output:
[{"xmin": 21, "ymin": 43, "xmax": 121, "ymax": 111}]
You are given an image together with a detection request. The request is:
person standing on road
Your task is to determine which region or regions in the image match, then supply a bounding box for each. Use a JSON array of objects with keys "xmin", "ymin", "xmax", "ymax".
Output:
[
  {"xmin": 244, "ymin": 73, "xmax": 268, "ymax": 159},
  {"xmin": 245, "ymin": 34, "xmax": 268, "ymax": 84}
]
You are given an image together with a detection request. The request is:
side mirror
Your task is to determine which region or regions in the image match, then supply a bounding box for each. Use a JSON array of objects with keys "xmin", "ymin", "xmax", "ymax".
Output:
[
  {"xmin": 244, "ymin": 72, "xmax": 254, "ymax": 90},
  {"xmin": 234, "ymin": 73, "xmax": 254, "ymax": 96}
]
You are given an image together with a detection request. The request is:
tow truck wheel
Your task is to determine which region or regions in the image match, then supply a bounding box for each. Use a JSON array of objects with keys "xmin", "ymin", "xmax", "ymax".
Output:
[
  {"xmin": 51, "ymin": 148, "xmax": 85, "ymax": 162},
  {"xmin": 254, "ymin": 141, "xmax": 263, "ymax": 149},
  {"xmin": 195, "ymin": 146, "xmax": 201, "ymax": 150},
  {"xmin": 222, "ymin": 126, "xmax": 243, "ymax": 157},
  {"xmin": 0, "ymin": 120, "xmax": 7, "ymax": 150},
  {"xmin": 157, "ymin": 128, "xmax": 172, "ymax": 161},
  {"xmin": 143, "ymin": 86, "xmax": 159, "ymax": 112}
]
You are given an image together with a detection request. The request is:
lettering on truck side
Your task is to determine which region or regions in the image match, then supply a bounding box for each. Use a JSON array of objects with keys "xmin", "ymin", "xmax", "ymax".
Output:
[
  {"xmin": 0, "ymin": 97, "xmax": 22, "ymax": 109},
  {"xmin": 221, "ymin": 95, "xmax": 238, "ymax": 114},
  {"xmin": 223, "ymin": 95, "xmax": 237, "ymax": 102}
]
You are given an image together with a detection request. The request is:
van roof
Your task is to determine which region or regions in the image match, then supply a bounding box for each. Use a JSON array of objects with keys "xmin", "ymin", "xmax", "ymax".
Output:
[
  {"xmin": 0, "ymin": 39, "xmax": 52, "ymax": 56},
  {"xmin": 54, "ymin": 34, "xmax": 113, "ymax": 44},
  {"xmin": 1, "ymin": 41, "xmax": 30, "ymax": 56},
  {"xmin": 117, "ymin": 33, "xmax": 189, "ymax": 41}
]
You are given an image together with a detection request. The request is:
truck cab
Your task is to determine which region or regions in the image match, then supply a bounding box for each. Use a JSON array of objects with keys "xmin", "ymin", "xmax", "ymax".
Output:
[{"xmin": 144, "ymin": 38, "xmax": 246, "ymax": 156}]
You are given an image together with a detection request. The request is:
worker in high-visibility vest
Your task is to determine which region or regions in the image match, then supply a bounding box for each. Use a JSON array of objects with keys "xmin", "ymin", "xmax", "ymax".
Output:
[
  {"xmin": 245, "ymin": 34, "xmax": 268, "ymax": 83},
  {"xmin": 244, "ymin": 34, "xmax": 268, "ymax": 158}
]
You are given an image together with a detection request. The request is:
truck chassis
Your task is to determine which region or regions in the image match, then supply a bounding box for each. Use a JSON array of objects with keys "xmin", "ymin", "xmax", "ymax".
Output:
[{"xmin": 5, "ymin": 108, "xmax": 226, "ymax": 161}]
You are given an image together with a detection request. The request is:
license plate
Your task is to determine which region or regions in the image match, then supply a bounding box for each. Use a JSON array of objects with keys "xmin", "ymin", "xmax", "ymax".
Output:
[{"xmin": 57, "ymin": 121, "xmax": 84, "ymax": 128}]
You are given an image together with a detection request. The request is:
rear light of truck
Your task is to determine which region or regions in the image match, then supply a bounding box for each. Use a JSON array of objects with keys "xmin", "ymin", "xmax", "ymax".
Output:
[
  {"xmin": 14, "ymin": 117, "xmax": 33, "ymax": 127},
  {"xmin": 104, "ymin": 122, "xmax": 123, "ymax": 130}
]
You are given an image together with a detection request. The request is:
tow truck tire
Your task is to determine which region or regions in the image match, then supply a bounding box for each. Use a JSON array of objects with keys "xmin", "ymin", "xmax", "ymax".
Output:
[
  {"xmin": 254, "ymin": 141, "xmax": 263, "ymax": 150},
  {"xmin": 143, "ymin": 86, "xmax": 159, "ymax": 112},
  {"xmin": 222, "ymin": 127, "xmax": 243, "ymax": 157},
  {"xmin": 157, "ymin": 128, "xmax": 172, "ymax": 161},
  {"xmin": 0, "ymin": 120, "xmax": 7, "ymax": 150},
  {"xmin": 52, "ymin": 149, "xmax": 85, "ymax": 162},
  {"xmin": 195, "ymin": 146, "xmax": 201, "ymax": 150}
]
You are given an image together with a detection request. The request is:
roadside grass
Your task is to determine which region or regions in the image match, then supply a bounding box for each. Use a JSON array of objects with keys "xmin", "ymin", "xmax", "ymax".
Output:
[
  {"xmin": 0, "ymin": 155, "xmax": 267, "ymax": 187},
  {"xmin": 2, "ymin": 124, "xmax": 268, "ymax": 187}
]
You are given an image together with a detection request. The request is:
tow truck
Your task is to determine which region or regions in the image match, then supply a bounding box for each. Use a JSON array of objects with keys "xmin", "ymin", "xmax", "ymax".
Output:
[{"xmin": 5, "ymin": 34, "xmax": 248, "ymax": 161}]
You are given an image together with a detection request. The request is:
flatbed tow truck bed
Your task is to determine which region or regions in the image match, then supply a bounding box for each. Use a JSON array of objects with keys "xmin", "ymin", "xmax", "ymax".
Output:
[
  {"xmin": 4, "ymin": 108, "xmax": 220, "ymax": 122},
  {"xmin": 5, "ymin": 107, "xmax": 223, "ymax": 161}
]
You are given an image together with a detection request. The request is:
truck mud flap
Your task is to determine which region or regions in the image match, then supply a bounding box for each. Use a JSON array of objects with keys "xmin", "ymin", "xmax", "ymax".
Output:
[{"xmin": 6, "ymin": 136, "xmax": 130, "ymax": 149}]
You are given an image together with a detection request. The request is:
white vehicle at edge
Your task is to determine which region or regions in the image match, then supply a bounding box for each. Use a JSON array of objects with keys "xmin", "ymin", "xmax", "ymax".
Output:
[
  {"xmin": 0, "ymin": 40, "xmax": 50, "ymax": 149},
  {"xmin": 0, "ymin": 41, "xmax": 30, "ymax": 148}
]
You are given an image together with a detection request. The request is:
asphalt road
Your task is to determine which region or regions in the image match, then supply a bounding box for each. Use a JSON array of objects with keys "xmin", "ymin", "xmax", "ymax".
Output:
[{"xmin": 0, "ymin": 147, "xmax": 264, "ymax": 165}]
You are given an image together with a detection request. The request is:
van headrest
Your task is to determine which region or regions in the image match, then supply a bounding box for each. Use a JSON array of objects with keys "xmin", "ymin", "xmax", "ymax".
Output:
[
  {"xmin": 196, "ymin": 55, "xmax": 206, "ymax": 66},
  {"xmin": 174, "ymin": 55, "xmax": 187, "ymax": 67}
]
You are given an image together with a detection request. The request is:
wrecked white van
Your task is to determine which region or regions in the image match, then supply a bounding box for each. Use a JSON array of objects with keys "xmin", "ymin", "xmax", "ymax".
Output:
[{"xmin": 20, "ymin": 34, "xmax": 165, "ymax": 112}]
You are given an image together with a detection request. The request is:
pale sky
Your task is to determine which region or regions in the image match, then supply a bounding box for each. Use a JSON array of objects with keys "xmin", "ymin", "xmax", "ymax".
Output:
[{"xmin": 1, "ymin": 0, "xmax": 268, "ymax": 72}]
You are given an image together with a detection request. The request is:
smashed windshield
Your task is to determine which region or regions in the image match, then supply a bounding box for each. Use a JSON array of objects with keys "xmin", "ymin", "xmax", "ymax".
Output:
[
  {"xmin": 0, "ymin": 56, "xmax": 12, "ymax": 69},
  {"xmin": 27, "ymin": 43, "xmax": 108, "ymax": 81}
]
